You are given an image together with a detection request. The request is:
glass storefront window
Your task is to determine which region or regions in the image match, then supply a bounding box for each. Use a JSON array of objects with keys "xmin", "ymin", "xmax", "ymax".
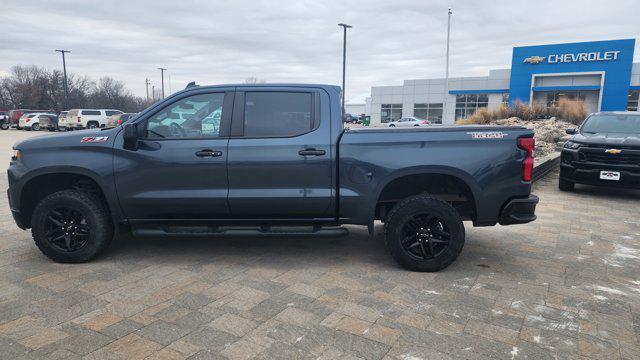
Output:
[
  {"xmin": 545, "ymin": 91, "xmax": 587, "ymax": 107},
  {"xmin": 502, "ymin": 93, "xmax": 509, "ymax": 106},
  {"xmin": 454, "ymin": 94, "xmax": 489, "ymax": 119},
  {"xmin": 413, "ymin": 103, "xmax": 443, "ymax": 123},
  {"xmin": 381, "ymin": 104, "xmax": 402, "ymax": 123},
  {"xmin": 628, "ymin": 90, "xmax": 639, "ymax": 111}
]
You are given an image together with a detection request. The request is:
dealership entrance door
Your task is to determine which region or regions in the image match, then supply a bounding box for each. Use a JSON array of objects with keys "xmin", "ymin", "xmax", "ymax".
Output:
[
  {"xmin": 533, "ymin": 90, "xmax": 600, "ymax": 113},
  {"xmin": 531, "ymin": 73, "xmax": 603, "ymax": 113}
]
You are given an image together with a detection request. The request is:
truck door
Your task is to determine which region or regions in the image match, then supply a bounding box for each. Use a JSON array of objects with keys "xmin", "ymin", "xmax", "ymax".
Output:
[
  {"xmin": 113, "ymin": 90, "xmax": 233, "ymax": 220},
  {"xmin": 226, "ymin": 88, "xmax": 334, "ymax": 218}
]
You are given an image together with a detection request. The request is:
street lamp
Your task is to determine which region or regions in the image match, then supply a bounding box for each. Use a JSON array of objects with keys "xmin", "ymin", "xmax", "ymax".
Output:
[
  {"xmin": 55, "ymin": 49, "xmax": 70, "ymax": 110},
  {"xmin": 338, "ymin": 23, "xmax": 352, "ymax": 117},
  {"xmin": 157, "ymin": 68, "xmax": 166, "ymax": 99},
  {"xmin": 443, "ymin": 8, "xmax": 452, "ymax": 123}
]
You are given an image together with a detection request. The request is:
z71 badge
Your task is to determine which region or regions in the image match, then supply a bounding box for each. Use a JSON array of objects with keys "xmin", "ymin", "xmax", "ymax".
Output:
[
  {"xmin": 80, "ymin": 136, "xmax": 109, "ymax": 143},
  {"xmin": 467, "ymin": 132, "xmax": 507, "ymax": 139}
]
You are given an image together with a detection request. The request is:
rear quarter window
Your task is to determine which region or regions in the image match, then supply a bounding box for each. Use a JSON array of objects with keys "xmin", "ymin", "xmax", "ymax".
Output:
[{"xmin": 81, "ymin": 110, "xmax": 102, "ymax": 116}]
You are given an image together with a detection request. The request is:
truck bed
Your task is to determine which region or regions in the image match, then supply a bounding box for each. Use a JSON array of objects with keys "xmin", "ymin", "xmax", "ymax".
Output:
[{"xmin": 337, "ymin": 125, "xmax": 534, "ymax": 226}]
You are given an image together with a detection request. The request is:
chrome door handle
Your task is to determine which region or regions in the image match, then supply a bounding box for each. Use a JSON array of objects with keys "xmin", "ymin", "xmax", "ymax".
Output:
[
  {"xmin": 298, "ymin": 149, "xmax": 326, "ymax": 156},
  {"xmin": 195, "ymin": 149, "xmax": 222, "ymax": 157}
]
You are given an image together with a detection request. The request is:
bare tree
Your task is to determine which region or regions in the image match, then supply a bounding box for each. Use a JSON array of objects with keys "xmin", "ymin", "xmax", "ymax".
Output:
[
  {"xmin": 0, "ymin": 65, "xmax": 150, "ymax": 112},
  {"xmin": 244, "ymin": 76, "xmax": 266, "ymax": 84}
]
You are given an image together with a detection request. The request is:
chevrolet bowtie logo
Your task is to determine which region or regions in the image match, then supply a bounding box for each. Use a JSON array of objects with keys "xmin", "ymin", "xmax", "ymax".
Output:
[
  {"xmin": 605, "ymin": 149, "xmax": 622, "ymax": 154},
  {"xmin": 523, "ymin": 56, "xmax": 546, "ymax": 64}
]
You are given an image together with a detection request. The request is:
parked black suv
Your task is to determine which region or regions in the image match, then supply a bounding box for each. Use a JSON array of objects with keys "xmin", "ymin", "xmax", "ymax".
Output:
[{"xmin": 560, "ymin": 112, "xmax": 640, "ymax": 191}]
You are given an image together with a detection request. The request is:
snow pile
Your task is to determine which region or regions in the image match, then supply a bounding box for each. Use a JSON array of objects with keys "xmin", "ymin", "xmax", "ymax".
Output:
[{"xmin": 493, "ymin": 117, "xmax": 577, "ymax": 157}]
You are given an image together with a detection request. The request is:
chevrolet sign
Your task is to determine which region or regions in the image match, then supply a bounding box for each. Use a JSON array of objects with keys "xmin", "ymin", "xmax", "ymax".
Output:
[{"xmin": 523, "ymin": 51, "xmax": 621, "ymax": 65}]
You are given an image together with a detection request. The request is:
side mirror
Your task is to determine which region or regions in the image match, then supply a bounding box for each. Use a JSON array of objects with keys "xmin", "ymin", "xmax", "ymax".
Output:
[
  {"xmin": 123, "ymin": 123, "xmax": 139, "ymax": 151},
  {"xmin": 565, "ymin": 128, "xmax": 576, "ymax": 135}
]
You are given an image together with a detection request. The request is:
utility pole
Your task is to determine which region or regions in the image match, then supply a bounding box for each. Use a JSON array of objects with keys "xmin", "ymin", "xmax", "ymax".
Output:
[
  {"xmin": 338, "ymin": 23, "xmax": 352, "ymax": 117},
  {"xmin": 152, "ymin": 85, "xmax": 155, "ymax": 101},
  {"xmin": 55, "ymin": 49, "xmax": 71, "ymax": 110},
  {"xmin": 145, "ymin": 78, "xmax": 150, "ymax": 101},
  {"xmin": 157, "ymin": 68, "xmax": 166, "ymax": 99},
  {"xmin": 443, "ymin": 8, "xmax": 452, "ymax": 123}
]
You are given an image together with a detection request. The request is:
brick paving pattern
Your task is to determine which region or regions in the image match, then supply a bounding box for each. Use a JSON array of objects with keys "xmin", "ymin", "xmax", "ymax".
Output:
[{"xmin": 0, "ymin": 131, "xmax": 639, "ymax": 359}]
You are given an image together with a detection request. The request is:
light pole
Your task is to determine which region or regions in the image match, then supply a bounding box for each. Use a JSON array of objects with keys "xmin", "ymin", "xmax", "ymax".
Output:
[
  {"xmin": 338, "ymin": 23, "xmax": 352, "ymax": 117},
  {"xmin": 443, "ymin": 8, "xmax": 452, "ymax": 123},
  {"xmin": 145, "ymin": 78, "xmax": 151, "ymax": 101},
  {"xmin": 157, "ymin": 68, "xmax": 166, "ymax": 99},
  {"xmin": 55, "ymin": 49, "xmax": 70, "ymax": 110}
]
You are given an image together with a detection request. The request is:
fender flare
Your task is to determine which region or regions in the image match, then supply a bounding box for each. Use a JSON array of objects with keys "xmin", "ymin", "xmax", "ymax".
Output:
[
  {"xmin": 369, "ymin": 165, "xmax": 482, "ymax": 224},
  {"xmin": 17, "ymin": 166, "xmax": 121, "ymax": 225}
]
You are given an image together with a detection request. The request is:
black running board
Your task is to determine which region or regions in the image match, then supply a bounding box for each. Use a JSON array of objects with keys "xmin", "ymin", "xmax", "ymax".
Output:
[{"xmin": 131, "ymin": 226, "xmax": 349, "ymax": 238}]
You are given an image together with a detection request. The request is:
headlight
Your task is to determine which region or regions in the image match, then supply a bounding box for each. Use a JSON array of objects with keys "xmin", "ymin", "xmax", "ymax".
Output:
[
  {"xmin": 563, "ymin": 141, "xmax": 581, "ymax": 150},
  {"xmin": 11, "ymin": 149, "xmax": 21, "ymax": 161}
]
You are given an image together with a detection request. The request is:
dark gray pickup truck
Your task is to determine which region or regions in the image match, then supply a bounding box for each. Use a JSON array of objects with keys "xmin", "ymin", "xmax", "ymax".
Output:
[{"xmin": 8, "ymin": 84, "xmax": 538, "ymax": 271}]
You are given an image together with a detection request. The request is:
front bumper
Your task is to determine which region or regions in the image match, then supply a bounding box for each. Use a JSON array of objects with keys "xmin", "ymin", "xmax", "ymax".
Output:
[
  {"xmin": 560, "ymin": 148, "xmax": 640, "ymax": 189},
  {"xmin": 499, "ymin": 195, "xmax": 539, "ymax": 225},
  {"xmin": 560, "ymin": 164, "xmax": 640, "ymax": 188},
  {"xmin": 7, "ymin": 188, "xmax": 26, "ymax": 229}
]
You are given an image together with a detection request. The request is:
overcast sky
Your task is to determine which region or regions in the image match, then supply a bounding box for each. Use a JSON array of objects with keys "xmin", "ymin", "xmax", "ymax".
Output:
[{"xmin": 1, "ymin": 0, "xmax": 639, "ymax": 101}]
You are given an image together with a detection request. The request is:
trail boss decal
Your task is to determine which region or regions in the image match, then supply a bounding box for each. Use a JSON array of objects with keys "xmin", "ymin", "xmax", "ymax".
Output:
[
  {"xmin": 467, "ymin": 132, "xmax": 507, "ymax": 139},
  {"xmin": 81, "ymin": 136, "xmax": 109, "ymax": 143}
]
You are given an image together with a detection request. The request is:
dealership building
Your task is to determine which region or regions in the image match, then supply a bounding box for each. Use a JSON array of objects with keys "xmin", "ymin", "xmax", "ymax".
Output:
[{"xmin": 368, "ymin": 39, "xmax": 640, "ymax": 125}]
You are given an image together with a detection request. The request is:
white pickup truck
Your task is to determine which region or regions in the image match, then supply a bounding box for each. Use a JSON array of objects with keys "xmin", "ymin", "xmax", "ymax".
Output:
[{"xmin": 60, "ymin": 109, "xmax": 123, "ymax": 130}]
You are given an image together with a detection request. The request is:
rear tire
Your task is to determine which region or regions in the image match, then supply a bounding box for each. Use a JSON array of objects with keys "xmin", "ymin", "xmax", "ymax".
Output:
[
  {"xmin": 31, "ymin": 190, "xmax": 113, "ymax": 263},
  {"xmin": 559, "ymin": 178, "xmax": 574, "ymax": 192},
  {"xmin": 31, "ymin": 123, "xmax": 40, "ymax": 131},
  {"xmin": 384, "ymin": 195, "xmax": 465, "ymax": 272},
  {"xmin": 87, "ymin": 122, "xmax": 98, "ymax": 129},
  {"xmin": 388, "ymin": 124, "xmax": 396, "ymax": 127},
  {"xmin": 0, "ymin": 123, "xmax": 8, "ymax": 130}
]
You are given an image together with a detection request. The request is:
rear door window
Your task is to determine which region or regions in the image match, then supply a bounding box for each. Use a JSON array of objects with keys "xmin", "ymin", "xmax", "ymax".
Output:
[
  {"xmin": 82, "ymin": 110, "xmax": 101, "ymax": 116},
  {"xmin": 105, "ymin": 110, "xmax": 122, "ymax": 116},
  {"xmin": 243, "ymin": 92, "xmax": 313, "ymax": 137}
]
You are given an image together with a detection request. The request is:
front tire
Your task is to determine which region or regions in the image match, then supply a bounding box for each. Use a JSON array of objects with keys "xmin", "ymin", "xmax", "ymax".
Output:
[
  {"xmin": 31, "ymin": 123, "xmax": 40, "ymax": 131},
  {"xmin": 31, "ymin": 190, "xmax": 113, "ymax": 263},
  {"xmin": 388, "ymin": 124, "xmax": 396, "ymax": 127},
  {"xmin": 559, "ymin": 178, "xmax": 574, "ymax": 192},
  {"xmin": 384, "ymin": 195, "xmax": 465, "ymax": 272}
]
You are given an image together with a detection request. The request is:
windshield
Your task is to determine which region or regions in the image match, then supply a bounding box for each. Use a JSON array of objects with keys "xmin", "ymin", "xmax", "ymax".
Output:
[{"xmin": 580, "ymin": 114, "xmax": 640, "ymax": 135}]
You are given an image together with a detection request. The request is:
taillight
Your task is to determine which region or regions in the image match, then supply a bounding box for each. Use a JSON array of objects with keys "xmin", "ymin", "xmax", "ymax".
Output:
[
  {"xmin": 117, "ymin": 119, "xmax": 123, "ymax": 125},
  {"xmin": 518, "ymin": 137, "xmax": 534, "ymax": 182},
  {"xmin": 26, "ymin": 118, "xmax": 30, "ymax": 123},
  {"xmin": 77, "ymin": 116, "xmax": 81, "ymax": 123},
  {"xmin": 421, "ymin": 120, "xmax": 429, "ymax": 124}
]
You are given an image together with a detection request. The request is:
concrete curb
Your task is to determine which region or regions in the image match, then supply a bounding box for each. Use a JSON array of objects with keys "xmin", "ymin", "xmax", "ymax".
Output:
[{"xmin": 533, "ymin": 151, "xmax": 560, "ymax": 182}]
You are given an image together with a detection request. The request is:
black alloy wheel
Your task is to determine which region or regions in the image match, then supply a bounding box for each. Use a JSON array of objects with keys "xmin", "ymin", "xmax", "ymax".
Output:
[
  {"xmin": 384, "ymin": 195, "xmax": 465, "ymax": 272},
  {"xmin": 43, "ymin": 207, "xmax": 91, "ymax": 252},
  {"xmin": 400, "ymin": 214, "xmax": 450, "ymax": 260},
  {"xmin": 32, "ymin": 189, "xmax": 113, "ymax": 263}
]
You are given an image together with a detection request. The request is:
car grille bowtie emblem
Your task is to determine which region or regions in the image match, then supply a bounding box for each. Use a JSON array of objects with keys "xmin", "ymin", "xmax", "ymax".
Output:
[{"xmin": 604, "ymin": 149, "xmax": 622, "ymax": 154}]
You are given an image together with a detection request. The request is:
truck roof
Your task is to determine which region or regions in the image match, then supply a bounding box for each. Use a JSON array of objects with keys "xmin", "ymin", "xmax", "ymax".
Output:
[{"xmin": 183, "ymin": 83, "xmax": 341, "ymax": 92}]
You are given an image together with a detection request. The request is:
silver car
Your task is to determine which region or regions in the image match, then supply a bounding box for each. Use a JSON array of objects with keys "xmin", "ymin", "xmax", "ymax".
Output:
[{"xmin": 387, "ymin": 117, "xmax": 430, "ymax": 127}]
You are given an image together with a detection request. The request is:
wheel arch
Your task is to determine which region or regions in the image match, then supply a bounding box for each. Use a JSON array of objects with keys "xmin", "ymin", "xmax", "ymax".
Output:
[
  {"xmin": 371, "ymin": 166, "xmax": 482, "ymax": 224},
  {"xmin": 17, "ymin": 167, "xmax": 118, "ymax": 229}
]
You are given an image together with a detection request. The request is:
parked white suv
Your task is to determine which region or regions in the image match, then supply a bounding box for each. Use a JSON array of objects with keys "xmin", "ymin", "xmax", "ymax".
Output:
[
  {"xmin": 62, "ymin": 109, "xmax": 123, "ymax": 130},
  {"xmin": 18, "ymin": 112, "xmax": 57, "ymax": 131}
]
